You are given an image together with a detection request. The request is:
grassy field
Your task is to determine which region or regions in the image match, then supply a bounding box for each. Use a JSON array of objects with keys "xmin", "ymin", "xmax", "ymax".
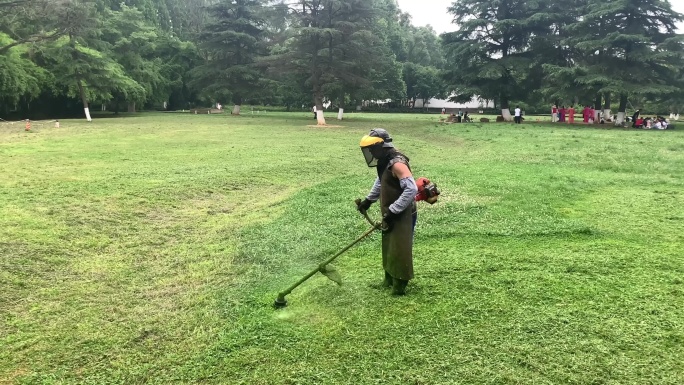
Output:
[{"xmin": 1, "ymin": 112, "xmax": 683, "ymax": 384}]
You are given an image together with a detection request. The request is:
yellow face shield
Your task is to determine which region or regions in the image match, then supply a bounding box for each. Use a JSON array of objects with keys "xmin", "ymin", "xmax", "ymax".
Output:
[
  {"xmin": 360, "ymin": 135, "xmax": 384, "ymax": 167},
  {"xmin": 359, "ymin": 135, "xmax": 384, "ymax": 148}
]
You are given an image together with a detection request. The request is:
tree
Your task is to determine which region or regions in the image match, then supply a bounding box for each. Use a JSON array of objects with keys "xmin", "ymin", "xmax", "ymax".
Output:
[
  {"xmin": 328, "ymin": 0, "xmax": 405, "ymax": 120},
  {"xmin": 0, "ymin": 0, "xmax": 71, "ymax": 54},
  {"xmin": 443, "ymin": 0, "xmax": 554, "ymax": 120},
  {"xmin": 403, "ymin": 62, "xmax": 447, "ymax": 108},
  {"xmin": 405, "ymin": 26, "xmax": 445, "ymax": 69},
  {"xmin": 561, "ymin": 0, "xmax": 684, "ymax": 124},
  {"xmin": 101, "ymin": 4, "xmax": 179, "ymax": 112},
  {"xmin": 375, "ymin": 0, "xmax": 409, "ymax": 63},
  {"xmin": 0, "ymin": 32, "xmax": 50, "ymax": 111},
  {"xmin": 274, "ymin": 0, "xmax": 395, "ymax": 125},
  {"xmin": 190, "ymin": 0, "xmax": 268, "ymax": 115},
  {"xmin": 39, "ymin": 0, "xmax": 144, "ymax": 121}
]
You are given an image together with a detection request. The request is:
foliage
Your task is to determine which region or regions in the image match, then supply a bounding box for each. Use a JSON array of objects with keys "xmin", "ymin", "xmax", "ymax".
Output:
[
  {"xmin": 442, "ymin": 0, "xmax": 554, "ymax": 113},
  {"xmin": 0, "ymin": 33, "xmax": 51, "ymax": 105},
  {"xmin": 190, "ymin": 0, "xmax": 269, "ymax": 106},
  {"xmin": 40, "ymin": 13, "xmax": 145, "ymax": 108},
  {"xmin": 269, "ymin": 0, "xmax": 404, "ymax": 114},
  {"xmin": 543, "ymin": 0, "xmax": 684, "ymax": 112},
  {"xmin": 403, "ymin": 62, "xmax": 448, "ymax": 105},
  {"xmin": 99, "ymin": 4, "xmax": 179, "ymax": 109}
]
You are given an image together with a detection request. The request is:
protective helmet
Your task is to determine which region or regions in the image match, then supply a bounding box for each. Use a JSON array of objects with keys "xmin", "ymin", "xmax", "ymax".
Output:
[{"xmin": 359, "ymin": 128, "xmax": 394, "ymax": 167}]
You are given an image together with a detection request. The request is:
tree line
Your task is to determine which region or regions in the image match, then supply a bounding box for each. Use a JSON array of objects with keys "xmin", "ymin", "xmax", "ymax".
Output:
[
  {"xmin": 1, "ymin": 0, "xmax": 447, "ymax": 124},
  {"xmin": 1, "ymin": 0, "xmax": 683, "ymax": 124},
  {"xmin": 443, "ymin": 0, "xmax": 684, "ymax": 123}
]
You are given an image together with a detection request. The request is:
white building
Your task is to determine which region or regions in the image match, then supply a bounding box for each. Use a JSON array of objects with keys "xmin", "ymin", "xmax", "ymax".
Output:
[{"xmin": 413, "ymin": 95, "xmax": 493, "ymax": 110}]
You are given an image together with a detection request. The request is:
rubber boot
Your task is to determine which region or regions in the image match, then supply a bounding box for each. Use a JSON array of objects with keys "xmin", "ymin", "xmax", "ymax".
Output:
[
  {"xmin": 391, "ymin": 278, "xmax": 409, "ymax": 296},
  {"xmin": 370, "ymin": 271, "xmax": 393, "ymax": 290},
  {"xmin": 382, "ymin": 271, "xmax": 392, "ymax": 288}
]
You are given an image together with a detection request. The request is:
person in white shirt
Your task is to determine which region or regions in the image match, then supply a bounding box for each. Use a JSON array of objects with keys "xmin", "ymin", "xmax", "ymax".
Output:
[{"xmin": 514, "ymin": 106, "xmax": 522, "ymax": 124}]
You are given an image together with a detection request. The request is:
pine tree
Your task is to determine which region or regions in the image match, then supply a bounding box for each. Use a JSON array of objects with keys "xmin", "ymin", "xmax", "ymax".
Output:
[
  {"xmin": 443, "ymin": 0, "xmax": 555, "ymax": 120},
  {"xmin": 328, "ymin": 0, "xmax": 405, "ymax": 119},
  {"xmin": 562, "ymin": 0, "xmax": 684, "ymax": 124},
  {"xmin": 542, "ymin": 0, "xmax": 684, "ymax": 123},
  {"xmin": 274, "ymin": 0, "xmax": 399, "ymax": 125},
  {"xmin": 0, "ymin": 0, "xmax": 69, "ymax": 55},
  {"xmin": 101, "ymin": 4, "xmax": 177, "ymax": 112},
  {"xmin": 190, "ymin": 0, "xmax": 268, "ymax": 115}
]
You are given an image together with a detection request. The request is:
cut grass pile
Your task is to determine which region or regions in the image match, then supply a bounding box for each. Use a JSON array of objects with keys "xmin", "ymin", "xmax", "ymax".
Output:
[{"xmin": 1, "ymin": 112, "xmax": 683, "ymax": 384}]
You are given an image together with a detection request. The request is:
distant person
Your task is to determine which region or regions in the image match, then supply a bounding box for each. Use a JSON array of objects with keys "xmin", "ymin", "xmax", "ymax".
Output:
[
  {"xmin": 568, "ymin": 105, "xmax": 575, "ymax": 124},
  {"xmin": 559, "ymin": 106, "xmax": 566, "ymax": 122},
  {"xmin": 635, "ymin": 117, "xmax": 644, "ymax": 128},
  {"xmin": 514, "ymin": 106, "xmax": 522, "ymax": 124},
  {"xmin": 660, "ymin": 118, "xmax": 669, "ymax": 129},
  {"xmin": 552, "ymin": 104, "xmax": 558, "ymax": 122},
  {"xmin": 312, "ymin": 105, "xmax": 317, "ymax": 120},
  {"xmin": 631, "ymin": 109, "xmax": 641, "ymax": 128},
  {"xmin": 583, "ymin": 105, "xmax": 591, "ymax": 123},
  {"xmin": 654, "ymin": 119, "xmax": 663, "ymax": 129}
]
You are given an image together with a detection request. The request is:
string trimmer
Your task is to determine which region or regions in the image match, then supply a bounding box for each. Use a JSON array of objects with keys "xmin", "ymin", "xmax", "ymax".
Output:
[{"xmin": 273, "ymin": 199, "xmax": 381, "ymax": 308}]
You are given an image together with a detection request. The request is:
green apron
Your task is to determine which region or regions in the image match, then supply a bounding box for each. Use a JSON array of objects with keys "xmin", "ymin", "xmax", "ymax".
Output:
[{"xmin": 380, "ymin": 161, "xmax": 415, "ymax": 281}]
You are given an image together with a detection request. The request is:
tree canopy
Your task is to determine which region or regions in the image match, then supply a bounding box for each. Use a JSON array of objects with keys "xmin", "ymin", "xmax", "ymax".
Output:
[{"xmin": 1, "ymin": 0, "xmax": 683, "ymax": 120}]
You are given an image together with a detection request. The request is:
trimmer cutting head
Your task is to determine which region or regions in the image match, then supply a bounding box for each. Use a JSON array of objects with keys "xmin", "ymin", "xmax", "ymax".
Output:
[{"xmin": 274, "ymin": 295, "xmax": 288, "ymax": 308}]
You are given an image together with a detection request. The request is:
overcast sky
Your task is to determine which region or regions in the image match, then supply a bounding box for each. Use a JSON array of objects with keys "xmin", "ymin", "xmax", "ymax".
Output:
[{"xmin": 395, "ymin": 0, "xmax": 684, "ymax": 34}]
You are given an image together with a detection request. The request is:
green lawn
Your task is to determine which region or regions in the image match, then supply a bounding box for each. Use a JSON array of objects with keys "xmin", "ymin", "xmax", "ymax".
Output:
[{"xmin": 1, "ymin": 112, "xmax": 683, "ymax": 384}]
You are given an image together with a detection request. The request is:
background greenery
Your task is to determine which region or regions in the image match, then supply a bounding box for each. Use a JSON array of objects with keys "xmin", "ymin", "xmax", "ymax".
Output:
[
  {"xmin": 2, "ymin": 0, "xmax": 683, "ymax": 120},
  {"xmin": 1, "ymin": 112, "xmax": 683, "ymax": 384}
]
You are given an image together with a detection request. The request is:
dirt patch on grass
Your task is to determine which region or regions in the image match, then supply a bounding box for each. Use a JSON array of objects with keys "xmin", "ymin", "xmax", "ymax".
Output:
[
  {"xmin": 0, "ymin": 367, "xmax": 29, "ymax": 384},
  {"xmin": 306, "ymin": 124, "xmax": 344, "ymax": 128}
]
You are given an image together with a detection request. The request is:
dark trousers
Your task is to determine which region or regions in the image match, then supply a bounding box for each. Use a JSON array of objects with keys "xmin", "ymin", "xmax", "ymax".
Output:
[{"xmin": 514, "ymin": 116, "xmax": 521, "ymax": 124}]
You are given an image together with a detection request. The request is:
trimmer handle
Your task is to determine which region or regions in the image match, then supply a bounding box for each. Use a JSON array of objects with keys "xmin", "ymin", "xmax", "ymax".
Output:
[{"xmin": 355, "ymin": 198, "xmax": 380, "ymax": 228}]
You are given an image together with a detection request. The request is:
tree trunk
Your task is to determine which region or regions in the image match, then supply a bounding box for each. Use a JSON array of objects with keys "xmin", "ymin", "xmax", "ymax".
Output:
[
  {"xmin": 232, "ymin": 94, "xmax": 242, "ymax": 115},
  {"xmin": 615, "ymin": 94, "xmax": 628, "ymax": 125},
  {"xmin": 500, "ymin": 97, "xmax": 512, "ymax": 121},
  {"xmin": 77, "ymin": 79, "xmax": 92, "ymax": 122},
  {"xmin": 337, "ymin": 97, "xmax": 344, "ymax": 120},
  {"xmin": 603, "ymin": 93, "xmax": 612, "ymax": 121},
  {"xmin": 594, "ymin": 94, "xmax": 602, "ymax": 123},
  {"xmin": 128, "ymin": 102, "xmax": 136, "ymax": 113},
  {"xmin": 315, "ymin": 93, "xmax": 326, "ymax": 125}
]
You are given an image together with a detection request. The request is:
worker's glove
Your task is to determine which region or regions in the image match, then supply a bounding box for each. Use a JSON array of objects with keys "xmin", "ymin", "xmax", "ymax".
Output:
[
  {"xmin": 382, "ymin": 211, "xmax": 400, "ymax": 233},
  {"xmin": 357, "ymin": 198, "xmax": 373, "ymax": 213}
]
